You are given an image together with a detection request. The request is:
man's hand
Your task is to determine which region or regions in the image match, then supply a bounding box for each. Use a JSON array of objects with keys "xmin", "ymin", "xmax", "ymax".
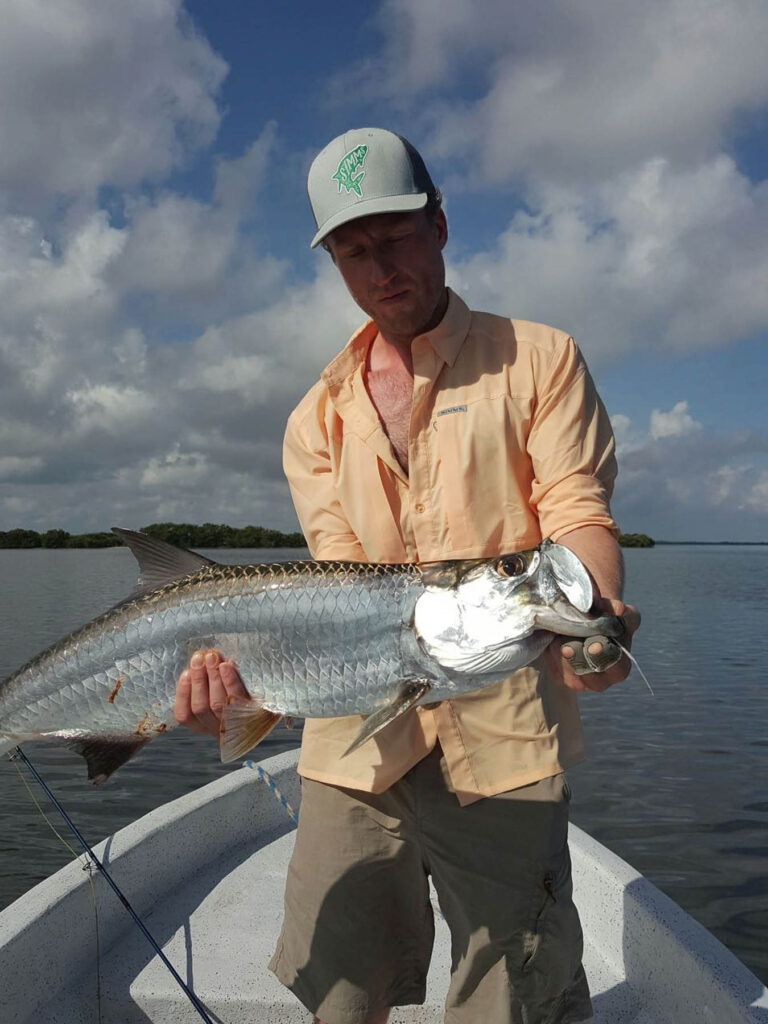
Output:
[
  {"xmin": 174, "ymin": 649, "xmax": 250, "ymax": 738},
  {"xmin": 544, "ymin": 597, "xmax": 642, "ymax": 692}
]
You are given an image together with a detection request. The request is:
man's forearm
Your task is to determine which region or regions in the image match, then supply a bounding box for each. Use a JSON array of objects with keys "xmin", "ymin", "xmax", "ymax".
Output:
[{"xmin": 556, "ymin": 524, "xmax": 624, "ymax": 601}]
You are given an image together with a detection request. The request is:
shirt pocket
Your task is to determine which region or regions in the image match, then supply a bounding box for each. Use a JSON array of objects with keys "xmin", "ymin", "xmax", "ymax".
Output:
[{"xmin": 429, "ymin": 394, "xmax": 535, "ymax": 550}]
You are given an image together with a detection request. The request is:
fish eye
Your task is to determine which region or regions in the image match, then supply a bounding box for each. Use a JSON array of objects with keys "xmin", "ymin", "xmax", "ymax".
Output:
[{"xmin": 496, "ymin": 554, "xmax": 528, "ymax": 579}]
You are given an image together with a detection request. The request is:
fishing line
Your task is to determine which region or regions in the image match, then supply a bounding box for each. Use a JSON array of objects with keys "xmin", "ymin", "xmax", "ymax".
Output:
[
  {"xmin": 10, "ymin": 746, "xmax": 216, "ymax": 1024},
  {"xmin": 618, "ymin": 643, "xmax": 655, "ymax": 696},
  {"xmin": 11, "ymin": 753, "xmax": 104, "ymax": 1022}
]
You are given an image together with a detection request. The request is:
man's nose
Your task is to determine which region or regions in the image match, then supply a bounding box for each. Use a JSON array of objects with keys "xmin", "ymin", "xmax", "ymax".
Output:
[{"xmin": 369, "ymin": 248, "xmax": 396, "ymax": 285}]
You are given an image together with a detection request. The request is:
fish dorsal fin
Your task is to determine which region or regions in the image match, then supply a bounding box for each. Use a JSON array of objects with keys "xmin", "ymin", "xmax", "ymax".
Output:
[{"xmin": 112, "ymin": 528, "xmax": 217, "ymax": 594}]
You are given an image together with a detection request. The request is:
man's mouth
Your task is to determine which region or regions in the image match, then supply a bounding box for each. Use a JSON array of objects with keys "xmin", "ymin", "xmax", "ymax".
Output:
[{"xmin": 379, "ymin": 290, "xmax": 409, "ymax": 304}]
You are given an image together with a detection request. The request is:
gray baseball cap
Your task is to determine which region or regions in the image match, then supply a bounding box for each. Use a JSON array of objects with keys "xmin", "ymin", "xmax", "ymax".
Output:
[{"xmin": 307, "ymin": 128, "xmax": 436, "ymax": 248}]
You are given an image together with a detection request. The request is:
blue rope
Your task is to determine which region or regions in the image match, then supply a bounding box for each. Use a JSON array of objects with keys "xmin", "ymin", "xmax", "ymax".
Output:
[{"xmin": 243, "ymin": 760, "xmax": 299, "ymax": 825}]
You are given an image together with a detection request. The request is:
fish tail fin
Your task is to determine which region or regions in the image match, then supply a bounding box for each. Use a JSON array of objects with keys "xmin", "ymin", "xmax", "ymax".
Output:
[{"xmin": 220, "ymin": 700, "xmax": 282, "ymax": 762}]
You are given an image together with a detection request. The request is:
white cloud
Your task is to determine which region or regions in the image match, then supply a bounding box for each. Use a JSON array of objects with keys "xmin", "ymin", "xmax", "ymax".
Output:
[
  {"xmin": 139, "ymin": 448, "xmax": 210, "ymax": 488},
  {"xmin": 349, "ymin": 0, "xmax": 768, "ymax": 185},
  {"xmin": 448, "ymin": 156, "xmax": 768, "ymax": 361},
  {"xmin": 66, "ymin": 384, "xmax": 158, "ymax": 438},
  {"xmin": 0, "ymin": 143, "xmax": 367, "ymax": 534},
  {"xmin": 611, "ymin": 407, "xmax": 768, "ymax": 539},
  {"xmin": 650, "ymin": 401, "xmax": 702, "ymax": 440},
  {"xmin": 0, "ymin": 457, "xmax": 44, "ymax": 481},
  {"xmin": 115, "ymin": 124, "xmax": 280, "ymax": 300},
  {"xmin": 0, "ymin": 0, "xmax": 226, "ymax": 202}
]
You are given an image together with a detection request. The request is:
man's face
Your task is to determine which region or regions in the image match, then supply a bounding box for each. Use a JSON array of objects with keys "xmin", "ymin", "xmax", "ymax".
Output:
[{"xmin": 326, "ymin": 209, "xmax": 448, "ymax": 343}]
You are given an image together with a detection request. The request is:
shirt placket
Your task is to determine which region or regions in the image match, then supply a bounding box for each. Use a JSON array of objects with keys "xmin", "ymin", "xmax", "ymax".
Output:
[{"xmin": 408, "ymin": 339, "xmax": 441, "ymax": 558}]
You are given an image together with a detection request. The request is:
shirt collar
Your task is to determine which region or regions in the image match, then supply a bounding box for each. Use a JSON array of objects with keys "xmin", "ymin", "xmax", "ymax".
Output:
[
  {"xmin": 425, "ymin": 288, "xmax": 472, "ymax": 368},
  {"xmin": 321, "ymin": 288, "xmax": 472, "ymax": 389}
]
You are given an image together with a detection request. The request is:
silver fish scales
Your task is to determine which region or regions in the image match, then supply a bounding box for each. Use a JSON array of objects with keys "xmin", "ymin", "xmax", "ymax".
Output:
[{"xmin": 0, "ymin": 530, "xmax": 625, "ymax": 783}]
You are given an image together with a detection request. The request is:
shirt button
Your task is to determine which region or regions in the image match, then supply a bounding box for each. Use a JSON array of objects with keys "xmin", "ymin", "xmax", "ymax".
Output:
[{"xmin": 414, "ymin": 502, "xmax": 425, "ymax": 514}]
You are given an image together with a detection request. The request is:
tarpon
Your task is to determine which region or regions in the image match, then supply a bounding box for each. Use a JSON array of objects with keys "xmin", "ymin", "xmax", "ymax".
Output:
[{"xmin": 0, "ymin": 530, "xmax": 625, "ymax": 783}]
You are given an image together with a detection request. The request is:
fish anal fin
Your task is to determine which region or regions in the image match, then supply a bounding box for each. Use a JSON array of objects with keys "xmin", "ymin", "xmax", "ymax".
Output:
[
  {"xmin": 65, "ymin": 735, "xmax": 150, "ymax": 786},
  {"xmin": 220, "ymin": 700, "xmax": 282, "ymax": 762},
  {"xmin": 343, "ymin": 679, "xmax": 431, "ymax": 757}
]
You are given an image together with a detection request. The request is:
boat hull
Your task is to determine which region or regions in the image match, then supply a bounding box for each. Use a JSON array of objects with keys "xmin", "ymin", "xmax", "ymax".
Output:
[{"xmin": 1, "ymin": 750, "xmax": 766, "ymax": 1023}]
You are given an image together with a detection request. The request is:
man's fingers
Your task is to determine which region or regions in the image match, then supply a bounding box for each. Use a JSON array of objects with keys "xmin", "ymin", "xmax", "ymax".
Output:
[
  {"xmin": 621, "ymin": 605, "xmax": 641, "ymax": 636},
  {"xmin": 567, "ymin": 636, "xmax": 623, "ymax": 675},
  {"xmin": 204, "ymin": 649, "xmax": 229, "ymax": 713},
  {"xmin": 174, "ymin": 649, "xmax": 248, "ymax": 739},
  {"xmin": 188, "ymin": 649, "xmax": 222, "ymax": 735},
  {"xmin": 219, "ymin": 659, "xmax": 249, "ymax": 700},
  {"xmin": 174, "ymin": 668, "xmax": 209, "ymax": 733}
]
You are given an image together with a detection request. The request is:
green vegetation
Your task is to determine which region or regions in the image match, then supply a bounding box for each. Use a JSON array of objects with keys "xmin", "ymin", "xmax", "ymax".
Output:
[
  {"xmin": 618, "ymin": 533, "xmax": 655, "ymax": 548},
  {"xmin": 0, "ymin": 522, "xmax": 307, "ymax": 549},
  {"xmin": 140, "ymin": 522, "xmax": 306, "ymax": 548},
  {"xmin": 0, "ymin": 523, "xmax": 656, "ymax": 550}
]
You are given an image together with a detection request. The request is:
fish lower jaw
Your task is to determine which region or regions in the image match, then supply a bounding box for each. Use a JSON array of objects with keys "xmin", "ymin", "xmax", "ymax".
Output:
[{"xmin": 429, "ymin": 631, "xmax": 553, "ymax": 678}]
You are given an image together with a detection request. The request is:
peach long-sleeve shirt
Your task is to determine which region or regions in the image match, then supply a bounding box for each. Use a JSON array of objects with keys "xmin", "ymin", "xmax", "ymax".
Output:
[{"xmin": 283, "ymin": 289, "xmax": 619, "ymax": 804}]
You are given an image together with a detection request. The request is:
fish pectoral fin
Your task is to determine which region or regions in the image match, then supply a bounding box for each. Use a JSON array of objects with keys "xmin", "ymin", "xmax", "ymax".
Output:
[
  {"xmin": 65, "ymin": 735, "xmax": 151, "ymax": 786},
  {"xmin": 343, "ymin": 679, "xmax": 431, "ymax": 758},
  {"xmin": 219, "ymin": 699, "xmax": 282, "ymax": 762}
]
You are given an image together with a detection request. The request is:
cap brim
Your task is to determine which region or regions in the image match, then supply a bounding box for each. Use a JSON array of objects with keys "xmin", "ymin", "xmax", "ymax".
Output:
[{"xmin": 310, "ymin": 192, "xmax": 428, "ymax": 248}]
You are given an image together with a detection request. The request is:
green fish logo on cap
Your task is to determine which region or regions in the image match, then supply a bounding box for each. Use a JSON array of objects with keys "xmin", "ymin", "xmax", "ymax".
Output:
[{"xmin": 332, "ymin": 144, "xmax": 368, "ymax": 197}]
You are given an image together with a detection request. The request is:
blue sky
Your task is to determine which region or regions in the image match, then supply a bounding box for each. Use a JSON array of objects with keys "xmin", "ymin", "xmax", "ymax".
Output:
[{"xmin": 0, "ymin": 0, "xmax": 766, "ymax": 541}]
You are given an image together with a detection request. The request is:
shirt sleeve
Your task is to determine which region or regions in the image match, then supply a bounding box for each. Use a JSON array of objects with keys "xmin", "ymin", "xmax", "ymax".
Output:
[
  {"xmin": 283, "ymin": 402, "xmax": 366, "ymax": 561},
  {"xmin": 527, "ymin": 336, "xmax": 620, "ymax": 542}
]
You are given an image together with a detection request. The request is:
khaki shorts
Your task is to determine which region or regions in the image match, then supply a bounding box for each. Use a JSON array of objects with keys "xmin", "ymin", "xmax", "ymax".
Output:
[{"xmin": 269, "ymin": 745, "xmax": 592, "ymax": 1024}]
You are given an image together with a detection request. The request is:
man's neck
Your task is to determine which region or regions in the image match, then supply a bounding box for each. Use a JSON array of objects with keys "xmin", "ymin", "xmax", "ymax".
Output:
[{"xmin": 375, "ymin": 288, "xmax": 449, "ymax": 360}]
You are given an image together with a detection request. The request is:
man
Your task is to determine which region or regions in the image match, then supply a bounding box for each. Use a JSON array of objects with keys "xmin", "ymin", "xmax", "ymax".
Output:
[{"xmin": 175, "ymin": 128, "xmax": 640, "ymax": 1024}]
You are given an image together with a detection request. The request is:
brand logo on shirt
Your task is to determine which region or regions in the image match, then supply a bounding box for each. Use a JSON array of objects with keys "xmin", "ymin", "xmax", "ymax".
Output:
[
  {"xmin": 433, "ymin": 405, "xmax": 468, "ymax": 431},
  {"xmin": 332, "ymin": 145, "xmax": 369, "ymax": 197}
]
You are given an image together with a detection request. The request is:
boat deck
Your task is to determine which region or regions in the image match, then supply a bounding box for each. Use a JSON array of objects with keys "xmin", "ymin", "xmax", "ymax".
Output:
[
  {"xmin": 3, "ymin": 751, "xmax": 767, "ymax": 1024},
  {"xmin": 41, "ymin": 830, "xmax": 659, "ymax": 1024}
]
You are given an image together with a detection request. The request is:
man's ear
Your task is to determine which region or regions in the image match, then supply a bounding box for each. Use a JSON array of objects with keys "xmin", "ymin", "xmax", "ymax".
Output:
[{"xmin": 434, "ymin": 209, "xmax": 448, "ymax": 250}]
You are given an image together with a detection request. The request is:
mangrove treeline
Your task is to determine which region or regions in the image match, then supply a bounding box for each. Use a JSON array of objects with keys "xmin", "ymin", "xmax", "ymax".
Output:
[
  {"xmin": 617, "ymin": 533, "xmax": 654, "ymax": 548},
  {"xmin": 0, "ymin": 522, "xmax": 307, "ymax": 549},
  {"xmin": 0, "ymin": 524, "xmax": 654, "ymax": 550}
]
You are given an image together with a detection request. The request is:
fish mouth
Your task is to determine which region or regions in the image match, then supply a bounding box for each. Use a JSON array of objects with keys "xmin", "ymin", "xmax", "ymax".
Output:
[{"xmin": 532, "ymin": 600, "xmax": 625, "ymax": 639}]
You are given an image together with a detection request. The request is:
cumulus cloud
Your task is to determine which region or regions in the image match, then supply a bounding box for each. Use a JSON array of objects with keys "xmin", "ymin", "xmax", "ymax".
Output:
[
  {"xmin": 649, "ymin": 401, "xmax": 702, "ymax": 440},
  {"xmin": 0, "ymin": 183, "xmax": 364, "ymax": 532},
  {"xmin": 343, "ymin": 0, "xmax": 768, "ymax": 184},
  {"xmin": 0, "ymin": 0, "xmax": 226, "ymax": 204},
  {"xmin": 611, "ymin": 407, "xmax": 768, "ymax": 540},
  {"xmin": 448, "ymin": 155, "xmax": 768, "ymax": 361}
]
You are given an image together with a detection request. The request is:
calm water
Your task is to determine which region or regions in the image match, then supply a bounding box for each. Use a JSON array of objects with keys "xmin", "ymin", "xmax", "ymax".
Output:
[{"xmin": 0, "ymin": 545, "xmax": 766, "ymax": 986}]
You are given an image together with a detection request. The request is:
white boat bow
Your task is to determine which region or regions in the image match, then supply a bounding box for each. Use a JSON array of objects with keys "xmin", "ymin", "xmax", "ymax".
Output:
[{"xmin": 1, "ymin": 749, "xmax": 766, "ymax": 1023}]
